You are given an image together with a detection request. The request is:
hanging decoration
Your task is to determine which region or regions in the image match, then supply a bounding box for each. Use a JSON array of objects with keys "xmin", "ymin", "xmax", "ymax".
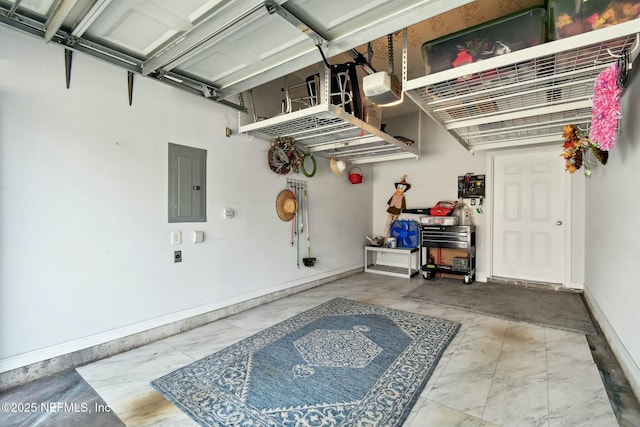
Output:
[
  {"xmin": 301, "ymin": 153, "xmax": 317, "ymax": 177},
  {"xmin": 384, "ymin": 175, "xmax": 411, "ymax": 240},
  {"xmin": 589, "ymin": 62, "xmax": 622, "ymax": 151},
  {"xmin": 616, "ymin": 47, "xmax": 631, "ymax": 90},
  {"xmin": 268, "ymin": 136, "xmax": 305, "ymax": 175},
  {"xmin": 562, "ymin": 52, "xmax": 628, "ymax": 176},
  {"xmin": 561, "ymin": 124, "xmax": 608, "ymax": 176}
]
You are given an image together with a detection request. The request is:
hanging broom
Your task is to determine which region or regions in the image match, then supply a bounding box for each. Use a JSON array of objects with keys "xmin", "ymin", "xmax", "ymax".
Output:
[{"xmin": 302, "ymin": 187, "xmax": 316, "ymax": 267}]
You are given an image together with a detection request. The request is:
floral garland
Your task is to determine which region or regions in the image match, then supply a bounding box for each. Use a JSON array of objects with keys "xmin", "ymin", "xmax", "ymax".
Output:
[
  {"xmin": 562, "ymin": 125, "xmax": 589, "ymax": 174},
  {"xmin": 562, "ymin": 58, "xmax": 624, "ymax": 176},
  {"xmin": 562, "ymin": 125, "xmax": 608, "ymax": 176},
  {"xmin": 589, "ymin": 62, "xmax": 622, "ymax": 151}
]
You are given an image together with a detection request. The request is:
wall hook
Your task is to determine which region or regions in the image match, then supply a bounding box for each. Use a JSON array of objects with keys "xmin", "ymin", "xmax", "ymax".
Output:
[{"xmin": 607, "ymin": 32, "xmax": 639, "ymax": 61}]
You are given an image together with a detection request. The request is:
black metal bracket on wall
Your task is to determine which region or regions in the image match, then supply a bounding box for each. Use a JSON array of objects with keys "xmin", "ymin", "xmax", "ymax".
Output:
[
  {"xmin": 128, "ymin": 71, "xmax": 134, "ymax": 106},
  {"xmin": 64, "ymin": 49, "xmax": 72, "ymax": 89}
]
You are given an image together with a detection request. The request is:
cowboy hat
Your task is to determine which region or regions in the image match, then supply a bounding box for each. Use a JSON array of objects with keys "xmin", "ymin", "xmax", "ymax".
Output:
[
  {"xmin": 330, "ymin": 157, "xmax": 347, "ymax": 176},
  {"xmin": 275, "ymin": 190, "xmax": 297, "ymax": 222}
]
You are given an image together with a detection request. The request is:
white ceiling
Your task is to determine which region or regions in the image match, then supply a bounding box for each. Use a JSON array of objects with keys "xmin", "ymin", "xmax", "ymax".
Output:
[
  {"xmin": 5, "ymin": 1, "xmax": 636, "ymax": 159},
  {"xmin": 0, "ymin": 0, "xmax": 481, "ymax": 108}
]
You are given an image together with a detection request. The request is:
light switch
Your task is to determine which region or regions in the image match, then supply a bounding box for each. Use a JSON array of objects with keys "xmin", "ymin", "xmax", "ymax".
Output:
[{"xmin": 171, "ymin": 231, "xmax": 182, "ymax": 245}]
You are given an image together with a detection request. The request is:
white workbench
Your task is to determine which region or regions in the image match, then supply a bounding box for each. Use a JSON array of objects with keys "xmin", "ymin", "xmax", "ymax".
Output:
[{"xmin": 364, "ymin": 246, "xmax": 420, "ymax": 278}]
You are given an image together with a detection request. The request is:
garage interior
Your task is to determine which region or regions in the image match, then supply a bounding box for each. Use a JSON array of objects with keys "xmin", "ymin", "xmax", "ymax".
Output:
[{"xmin": 1, "ymin": 0, "xmax": 640, "ymax": 426}]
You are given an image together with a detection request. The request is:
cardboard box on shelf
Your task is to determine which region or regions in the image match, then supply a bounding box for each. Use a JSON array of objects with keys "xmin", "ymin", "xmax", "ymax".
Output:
[
  {"xmin": 428, "ymin": 247, "xmax": 470, "ymax": 279},
  {"xmin": 548, "ymin": 0, "xmax": 640, "ymax": 40}
]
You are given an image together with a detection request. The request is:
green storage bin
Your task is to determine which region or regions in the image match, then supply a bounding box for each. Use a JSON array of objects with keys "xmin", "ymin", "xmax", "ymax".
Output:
[{"xmin": 421, "ymin": 7, "xmax": 547, "ymax": 75}]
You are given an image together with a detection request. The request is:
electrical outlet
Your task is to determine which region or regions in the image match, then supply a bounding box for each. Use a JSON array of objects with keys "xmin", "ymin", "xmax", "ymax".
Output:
[{"xmin": 174, "ymin": 250, "xmax": 182, "ymax": 263}]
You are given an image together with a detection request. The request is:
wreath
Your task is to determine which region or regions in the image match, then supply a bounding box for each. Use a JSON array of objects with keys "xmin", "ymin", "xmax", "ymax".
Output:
[{"xmin": 267, "ymin": 136, "xmax": 304, "ymax": 175}]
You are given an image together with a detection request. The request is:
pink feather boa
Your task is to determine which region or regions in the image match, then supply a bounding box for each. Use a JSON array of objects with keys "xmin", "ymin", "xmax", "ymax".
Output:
[{"xmin": 589, "ymin": 63, "xmax": 621, "ymax": 151}]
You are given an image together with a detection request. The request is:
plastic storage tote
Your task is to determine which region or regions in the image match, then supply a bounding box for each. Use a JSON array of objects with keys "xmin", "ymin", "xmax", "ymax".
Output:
[
  {"xmin": 548, "ymin": 0, "xmax": 640, "ymax": 40},
  {"xmin": 421, "ymin": 7, "xmax": 547, "ymax": 75},
  {"xmin": 419, "ymin": 216, "xmax": 459, "ymax": 226}
]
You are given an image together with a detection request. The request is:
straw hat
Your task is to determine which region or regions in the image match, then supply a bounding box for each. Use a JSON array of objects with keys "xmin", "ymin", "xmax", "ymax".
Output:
[
  {"xmin": 275, "ymin": 190, "xmax": 297, "ymax": 222},
  {"xmin": 330, "ymin": 157, "xmax": 347, "ymax": 176}
]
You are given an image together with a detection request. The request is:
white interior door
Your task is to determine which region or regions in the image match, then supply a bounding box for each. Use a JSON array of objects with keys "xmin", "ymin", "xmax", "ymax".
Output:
[{"xmin": 492, "ymin": 149, "xmax": 566, "ymax": 284}]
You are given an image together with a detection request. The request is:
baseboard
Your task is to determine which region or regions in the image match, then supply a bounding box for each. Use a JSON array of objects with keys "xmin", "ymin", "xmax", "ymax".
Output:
[
  {"xmin": 567, "ymin": 281, "xmax": 584, "ymax": 290},
  {"xmin": 583, "ymin": 286, "xmax": 640, "ymax": 401},
  {"xmin": 0, "ymin": 267, "xmax": 362, "ymax": 391}
]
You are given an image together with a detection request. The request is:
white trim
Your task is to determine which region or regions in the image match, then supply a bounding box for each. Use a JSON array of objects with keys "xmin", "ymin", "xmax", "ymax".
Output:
[
  {"xmin": 563, "ymin": 159, "xmax": 573, "ymax": 287},
  {"xmin": 0, "ymin": 266, "xmax": 361, "ymax": 376},
  {"xmin": 485, "ymin": 153, "xmax": 494, "ymax": 280},
  {"xmin": 584, "ymin": 286, "xmax": 640, "ymax": 400},
  {"xmin": 486, "ymin": 146, "xmax": 572, "ymax": 286},
  {"xmin": 567, "ymin": 281, "xmax": 584, "ymax": 290}
]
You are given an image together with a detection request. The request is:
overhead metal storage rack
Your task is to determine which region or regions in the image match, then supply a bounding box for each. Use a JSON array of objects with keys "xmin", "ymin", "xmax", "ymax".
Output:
[
  {"xmin": 403, "ymin": 20, "xmax": 640, "ymax": 151},
  {"xmin": 0, "ymin": 0, "xmax": 475, "ymax": 164},
  {"xmin": 239, "ymin": 57, "xmax": 421, "ymax": 164},
  {"xmin": 239, "ymin": 103, "xmax": 420, "ymax": 164},
  {"xmin": 0, "ymin": 0, "xmax": 471, "ymax": 110}
]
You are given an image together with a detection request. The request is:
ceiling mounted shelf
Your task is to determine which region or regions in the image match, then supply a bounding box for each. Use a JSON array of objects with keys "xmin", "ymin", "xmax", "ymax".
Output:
[
  {"xmin": 404, "ymin": 20, "xmax": 640, "ymax": 151},
  {"xmin": 239, "ymin": 104, "xmax": 420, "ymax": 164}
]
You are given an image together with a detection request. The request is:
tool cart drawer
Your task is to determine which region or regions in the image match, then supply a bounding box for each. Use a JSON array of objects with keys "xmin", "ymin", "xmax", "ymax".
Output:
[{"xmin": 420, "ymin": 225, "xmax": 475, "ymax": 249}]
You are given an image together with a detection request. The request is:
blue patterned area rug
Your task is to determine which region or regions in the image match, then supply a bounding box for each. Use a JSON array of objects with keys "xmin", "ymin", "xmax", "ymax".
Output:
[{"xmin": 151, "ymin": 298, "xmax": 460, "ymax": 426}]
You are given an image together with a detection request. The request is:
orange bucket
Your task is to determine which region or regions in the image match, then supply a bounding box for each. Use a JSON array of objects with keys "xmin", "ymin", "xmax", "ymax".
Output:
[{"xmin": 348, "ymin": 167, "xmax": 363, "ymax": 184}]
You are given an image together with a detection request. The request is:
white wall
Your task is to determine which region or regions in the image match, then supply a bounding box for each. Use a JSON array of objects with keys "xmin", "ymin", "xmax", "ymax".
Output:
[
  {"xmin": 373, "ymin": 111, "xmax": 489, "ymax": 279},
  {"xmin": 583, "ymin": 57, "xmax": 640, "ymax": 397},
  {"xmin": 0, "ymin": 26, "xmax": 373, "ymax": 371},
  {"xmin": 374, "ymin": 111, "xmax": 587, "ymax": 287}
]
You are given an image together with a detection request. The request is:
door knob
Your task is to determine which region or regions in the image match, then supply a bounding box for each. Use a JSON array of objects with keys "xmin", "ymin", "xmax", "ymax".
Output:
[{"xmin": 556, "ymin": 221, "xmax": 563, "ymax": 226}]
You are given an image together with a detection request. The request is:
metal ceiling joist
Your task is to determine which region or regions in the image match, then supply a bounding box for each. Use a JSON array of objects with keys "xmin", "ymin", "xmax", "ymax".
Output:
[
  {"xmin": 215, "ymin": 0, "xmax": 474, "ymax": 100},
  {"xmin": 142, "ymin": 0, "xmax": 273, "ymax": 77},
  {"xmin": 0, "ymin": 9, "xmax": 143, "ymax": 69},
  {"xmin": 5, "ymin": 0, "xmax": 22, "ymax": 18},
  {"xmin": 0, "ymin": 3, "xmax": 247, "ymax": 112},
  {"xmin": 264, "ymin": 0, "xmax": 327, "ymax": 46},
  {"xmin": 71, "ymin": 0, "xmax": 113, "ymax": 38},
  {"xmin": 44, "ymin": 0, "xmax": 79, "ymax": 42}
]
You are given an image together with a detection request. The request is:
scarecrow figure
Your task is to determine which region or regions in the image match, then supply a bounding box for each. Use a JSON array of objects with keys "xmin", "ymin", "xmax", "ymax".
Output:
[{"xmin": 384, "ymin": 175, "xmax": 411, "ymax": 240}]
